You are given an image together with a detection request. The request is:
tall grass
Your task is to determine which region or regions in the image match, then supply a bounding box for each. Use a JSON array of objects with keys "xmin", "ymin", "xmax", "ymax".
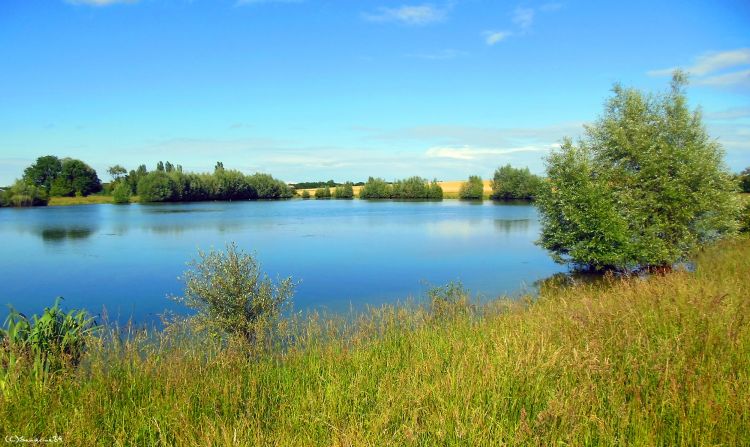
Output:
[{"xmin": 1, "ymin": 239, "xmax": 749, "ymax": 445}]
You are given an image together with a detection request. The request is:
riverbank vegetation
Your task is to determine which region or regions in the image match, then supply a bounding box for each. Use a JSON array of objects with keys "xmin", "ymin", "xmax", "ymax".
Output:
[
  {"xmin": 1, "ymin": 237, "xmax": 748, "ymax": 445},
  {"xmin": 491, "ymin": 165, "xmax": 543, "ymax": 201},
  {"xmin": 359, "ymin": 176, "xmax": 443, "ymax": 199},
  {"xmin": 458, "ymin": 175, "xmax": 484, "ymax": 200},
  {"xmin": 537, "ymin": 72, "xmax": 739, "ymax": 272}
]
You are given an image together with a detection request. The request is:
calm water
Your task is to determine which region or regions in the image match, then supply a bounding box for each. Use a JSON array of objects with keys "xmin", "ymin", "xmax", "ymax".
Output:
[{"xmin": 0, "ymin": 200, "xmax": 564, "ymax": 324}]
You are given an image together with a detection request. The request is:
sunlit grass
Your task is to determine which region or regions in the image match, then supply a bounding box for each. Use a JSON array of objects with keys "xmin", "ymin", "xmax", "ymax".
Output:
[
  {"xmin": 1, "ymin": 238, "xmax": 748, "ymax": 445},
  {"xmin": 47, "ymin": 195, "xmax": 140, "ymax": 206}
]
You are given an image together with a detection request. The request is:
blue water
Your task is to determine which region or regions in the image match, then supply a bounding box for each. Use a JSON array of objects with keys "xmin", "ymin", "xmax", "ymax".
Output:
[{"xmin": 0, "ymin": 200, "xmax": 564, "ymax": 325}]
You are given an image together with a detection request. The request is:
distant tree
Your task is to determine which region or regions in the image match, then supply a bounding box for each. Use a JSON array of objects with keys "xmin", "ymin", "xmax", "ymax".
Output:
[
  {"xmin": 536, "ymin": 72, "xmax": 739, "ymax": 271},
  {"xmin": 23, "ymin": 155, "xmax": 62, "ymax": 194},
  {"xmin": 156, "ymin": 161, "xmax": 165, "ymax": 172},
  {"xmin": 164, "ymin": 161, "xmax": 175, "ymax": 173},
  {"xmin": 428, "ymin": 179, "xmax": 443, "ymax": 199},
  {"xmin": 359, "ymin": 177, "xmax": 392, "ymax": 199},
  {"xmin": 334, "ymin": 182, "xmax": 354, "ymax": 199},
  {"xmin": 137, "ymin": 171, "xmax": 176, "ymax": 202},
  {"xmin": 48, "ymin": 159, "xmax": 102, "ymax": 197},
  {"xmin": 315, "ymin": 186, "xmax": 332, "ymax": 199},
  {"xmin": 107, "ymin": 165, "xmax": 128, "ymax": 183},
  {"xmin": 214, "ymin": 161, "xmax": 224, "ymax": 173},
  {"xmin": 301, "ymin": 190, "xmax": 311, "ymax": 199},
  {"xmin": 491, "ymin": 165, "xmax": 542, "ymax": 200},
  {"xmin": 112, "ymin": 182, "xmax": 132, "ymax": 204},
  {"xmin": 459, "ymin": 175, "xmax": 484, "ymax": 200}
]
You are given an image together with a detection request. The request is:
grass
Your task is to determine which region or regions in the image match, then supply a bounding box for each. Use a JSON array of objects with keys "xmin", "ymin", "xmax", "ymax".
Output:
[
  {"xmin": 1, "ymin": 238, "xmax": 749, "ymax": 445},
  {"xmin": 47, "ymin": 195, "xmax": 139, "ymax": 206}
]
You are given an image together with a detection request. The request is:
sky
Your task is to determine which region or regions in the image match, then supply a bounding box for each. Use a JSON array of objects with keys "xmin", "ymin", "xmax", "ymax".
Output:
[{"xmin": 0, "ymin": 0, "xmax": 748, "ymax": 184}]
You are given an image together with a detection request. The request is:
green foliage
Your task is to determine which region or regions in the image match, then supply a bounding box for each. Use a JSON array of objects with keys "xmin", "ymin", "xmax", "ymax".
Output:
[
  {"xmin": 428, "ymin": 281, "xmax": 471, "ymax": 320},
  {"xmin": 459, "ymin": 175, "xmax": 484, "ymax": 200},
  {"xmin": 172, "ymin": 243, "xmax": 295, "ymax": 348},
  {"xmin": 2, "ymin": 180, "xmax": 48, "ymax": 207},
  {"xmin": 293, "ymin": 180, "xmax": 337, "ymax": 189},
  {"xmin": 112, "ymin": 182, "xmax": 132, "ymax": 204},
  {"xmin": 22, "ymin": 155, "xmax": 62, "ymax": 194},
  {"xmin": 359, "ymin": 177, "xmax": 392, "ymax": 199},
  {"xmin": 392, "ymin": 176, "xmax": 442, "ymax": 199},
  {"xmin": 491, "ymin": 165, "xmax": 542, "ymax": 200},
  {"xmin": 315, "ymin": 186, "xmax": 332, "ymax": 199},
  {"xmin": 48, "ymin": 158, "xmax": 102, "ymax": 197},
  {"xmin": 537, "ymin": 72, "xmax": 739, "ymax": 271},
  {"xmin": 334, "ymin": 182, "xmax": 354, "ymax": 199},
  {"xmin": 107, "ymin": 165, "xmax": 127, "ymax": 182},
  {"xmin": 137, "ymin": 171, "xmax": 176, "ymax": 202},
  {"xmin": 301, "ymin": 190, "xmax": 311, "ymax": 199},
  {"xmin": 739, "ymin": 167, "xmax": 750, "ymax": 193},
  {"xmin": 740, "ymin": 202, "xmax": 750, "ymax": 234},
  {"xmin": 1, "ymin": 298, "xmax": 97, "ymax": 375}
]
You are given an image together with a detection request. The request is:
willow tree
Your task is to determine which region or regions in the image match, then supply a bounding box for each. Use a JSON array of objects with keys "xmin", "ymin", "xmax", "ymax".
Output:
[{"xmin": 536, "ymin": 72, "xmax": 738, "ymax": 271}]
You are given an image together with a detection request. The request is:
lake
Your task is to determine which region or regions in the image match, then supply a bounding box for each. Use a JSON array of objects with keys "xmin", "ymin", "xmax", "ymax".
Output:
[{"xmin": 0, "ymin": 200, "xmax": 564, "ymax": 325}]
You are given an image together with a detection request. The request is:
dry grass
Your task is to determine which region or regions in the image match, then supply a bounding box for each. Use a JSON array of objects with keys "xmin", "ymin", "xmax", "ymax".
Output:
[
  {"xmin": 48, "ymin": 195, "xmax": 140, "ymax": 206},
  {"xmin": 1, "ymin": 238, "xmax": 749, "ymax": 445},
  {"xmin": 297, "ymin": 180, "xmax": 493, "ymax": 199}
]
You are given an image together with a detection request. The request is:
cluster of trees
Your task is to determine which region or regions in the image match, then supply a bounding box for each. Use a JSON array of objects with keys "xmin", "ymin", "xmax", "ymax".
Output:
[
  {"xmin": 491, "ymin": 165, "xmax": 543, "ymax": 200},
  {"xmin": 110, "ymin": 161, "xmax": 294, "ymax": 203},
  {"xmin": 293, "ymin": 180, "xmax": 364, "ymax": 189},
  {"xmin": 313, "ymin": 182, "xmax": 354, "ymax": 199},
  {"xmin": 359, "ymin": 176, "xmax": 443, "ymax": 199},
  {"xmin": 536, "ymin": 72, "xmax": 739, "ymax": 271},
  {"xmin": 738, "ymin": 168, "xmax": 750, "ymax": 193},
  {"xmin": 459, "ymin": 176, "xmax": 484, "ymax": 200},
  {"xmin": 0, "ymin": 156, "xmax": 102, "ymax": 207}
]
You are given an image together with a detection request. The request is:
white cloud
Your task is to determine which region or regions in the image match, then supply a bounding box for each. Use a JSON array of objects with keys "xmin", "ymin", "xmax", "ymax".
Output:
[
  {"xmin": 512, "ymin": 7, "xmax": 535, "ymax": 31},
  {"xmin": 426, "ymin": 145, "xmax": 553, "ymax": 160},
  {"xmin": 648, "ymin": 48, "xmax": 750, "ymax": 89},
  {"xmin": 364, "ymin": 4, "xmax": 447, "ymax": 26},
  {"xmin": 484, "ymin": 30, "xmax": 512, "ymax": 45},
  {"xmin": 66, "ymin": 0, "xmax": 139, "ymax": 5}
]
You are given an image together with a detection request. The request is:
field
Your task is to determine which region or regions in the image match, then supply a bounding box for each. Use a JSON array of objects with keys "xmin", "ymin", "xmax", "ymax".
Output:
[
  {"xmin": 1, "ymin": 237, "xmax": 748, "ymax": 445},
  {"xmin": 297, "ymin": 179, "xmax": 494, "ymax": 199}
]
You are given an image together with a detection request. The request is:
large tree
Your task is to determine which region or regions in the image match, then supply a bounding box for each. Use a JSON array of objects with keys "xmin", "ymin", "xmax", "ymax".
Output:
[
  {"xmin": 49, "ymin": 159, "xmax": 102, "ymax": 197},
  {"xmin": 22, "ymin": 155, "xmax": 62, "ymax": 193},
  {"xmin": 536, "ymin": 72, "xmax": 738, "ymax": 271}
]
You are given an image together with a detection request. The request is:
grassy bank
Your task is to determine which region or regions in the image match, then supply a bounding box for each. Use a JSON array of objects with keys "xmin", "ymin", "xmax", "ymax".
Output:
[
  {"xmin": 2, "ymin": 239, "xmax": 749, "ymax": 445},
  {"xmin": 47, "ymin": 195, "xmax": 140, "ymax": 206}
]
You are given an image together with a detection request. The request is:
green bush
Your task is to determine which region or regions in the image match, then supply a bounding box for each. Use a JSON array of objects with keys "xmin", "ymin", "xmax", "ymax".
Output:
[
  {"xmin": 1, "ymin": 298, "xmax": 97, "ymax": 373},
  {"xmin": 137, "ymin": 171, "xmax": 177, "ymax": 202},
  {"xmin": 112, "ymin": 182, "xmax": 132, "ymax": 204},
  {"xmin": 47, "ymin": 158, "xmax": 102, "ymax": 197},
  {"xmin": 740, "ymin": 202, "xmax": 750, "ymax": 234},
  {"xmin": 301, "ymin": 190, "xmax": 311, "ymax": 199},
  {"xmin": 739, "ymin": 167, "xmax": 750, "ymax": 193},
  {"xmin": 491, "ymin": 165, "xmax": 542, "ymax": 200},
  {"xmin": 359, "ymin": 177, "xmax": 392, "ymax": 199},
  {"xmin": 4, "ymin": 180, "xmax": 48, "ymax": 207},
  {"xmin": 459, "ymin": 175, "xmax": 484, "ymax": 200},
  {"xmin": 334, "ymin": 182, "xmax": 354, "ymax": 199},
  {"xmin": 428, "ymin": 281, "xmax": 471, "ymax": 320},
  {"xmin": 171, "ymin": 244, "xmax": 295, "ymax": 350},
  {"xmin": 315, "ymin": 186, "xmax": 331, "ymax": 199},
  {"xmin": 537, "ymin": 72, "xmax": 739, "ymax": 271}
]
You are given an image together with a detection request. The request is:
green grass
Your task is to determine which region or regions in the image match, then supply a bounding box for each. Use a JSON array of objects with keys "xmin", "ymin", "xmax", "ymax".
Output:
[
  {"xmin": 47, "ymin": 195, "xmax": 140, "ymax": 206},
  {"xmin": 1, "ymin": 238, "xmax": 749, "ymax": 445}
]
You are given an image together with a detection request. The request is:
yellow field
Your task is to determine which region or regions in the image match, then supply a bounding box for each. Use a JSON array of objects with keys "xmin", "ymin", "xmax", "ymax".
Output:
[{"xmin": 298, "ymin": 180, "xmax": 493, "ymax": 198}]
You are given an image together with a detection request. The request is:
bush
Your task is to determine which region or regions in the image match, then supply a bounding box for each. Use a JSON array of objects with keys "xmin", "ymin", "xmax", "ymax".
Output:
[
  {"xmin": 428, "ymin": 281, "xmax": 471, "ymax": 320},
  {"xmin": 359, "ymin": 177, "xmax": 392, "ymax": 199},
  {"xmin": 172, "ymin": 244, "xmax": 295, "ymax": 349},
  {"xmin": 137, "ymin": 171, "xmax": 176, "ymax": 202},
  {"xmin": 112, "ymin": 182, "xmax": 132, "ymax": 204},
  {"xmin": 301, "ymin": 190, "xmax": 311, "ymax": 199},
  {"xmin": 739, "ymin": 168, "xmax": 750, "ymax": 193},
  {"xmin": 740, "ymin": 202, "xmax": 750, "ymax": 234},
  {"xmin": 491, "ymin": 165, "xmax": 542, "ymax": 200},
  {"xmin": 4, "ymin": 180, "xmax": 48, "ymax": 207},
  {"xmin": 459, "ymin": 175, "xmax": 484, "ymax": 200},
  {"xmin": 334, "ymin": 182, "xmax": 354, "ymax": 199},
  {"xmin": 1, "ymin": 298, "xmax": 97, "ymax": 373},
  {"xmin": 537, "ymin": 72, "xmax": 739, "ymax": 271},
  {"xmin": 315, "ymin": 186, "xmax": 331, "ymax": 199}
]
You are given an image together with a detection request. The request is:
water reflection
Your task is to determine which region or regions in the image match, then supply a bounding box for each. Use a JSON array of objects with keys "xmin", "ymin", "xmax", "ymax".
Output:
[
  {"xmin": 493, "ymin": 218, "xmax": 530, "ymax": 233},
  {"xmin": 38, "ymin": 227, "xmax": 96, "ymax": 243}
]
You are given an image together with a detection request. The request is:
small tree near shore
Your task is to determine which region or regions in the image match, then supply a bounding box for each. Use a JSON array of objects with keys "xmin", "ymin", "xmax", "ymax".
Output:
[
  {"xmin": 173, "ymin": 244, "xmax": 295, "ymax": 348},
  {"xmin": 536, "ymin": 71, "xmax": 739, "ymax": 271}
]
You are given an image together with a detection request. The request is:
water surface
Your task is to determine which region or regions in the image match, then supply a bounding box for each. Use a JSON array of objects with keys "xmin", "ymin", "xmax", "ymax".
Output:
[{"xmin": 0, "ymin": 200, "xmax": 564, "ymax": 324}]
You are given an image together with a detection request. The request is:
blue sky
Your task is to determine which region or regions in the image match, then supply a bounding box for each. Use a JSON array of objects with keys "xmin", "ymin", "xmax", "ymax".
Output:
[{"xmin": 1, "ymin": 0, "xmax": 748, "ymax": 184}]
